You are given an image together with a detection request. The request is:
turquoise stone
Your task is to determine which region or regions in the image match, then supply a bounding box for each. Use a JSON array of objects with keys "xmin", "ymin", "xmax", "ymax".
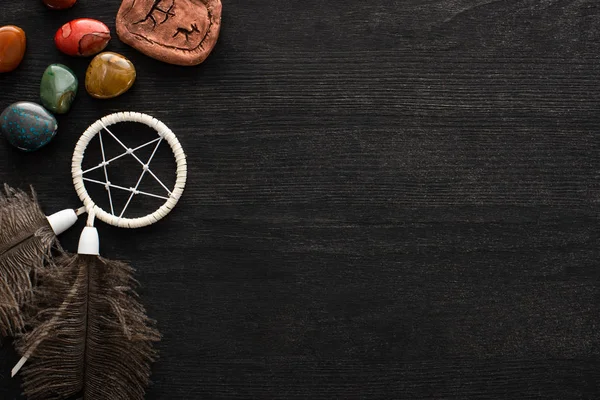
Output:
[
  {"xmin": 40, "ymin": 64, "xmax": 78, "ymax": 114},
  {"xmin": 0, "ymin": 102, "xmax": 58, "ymax": 151}
]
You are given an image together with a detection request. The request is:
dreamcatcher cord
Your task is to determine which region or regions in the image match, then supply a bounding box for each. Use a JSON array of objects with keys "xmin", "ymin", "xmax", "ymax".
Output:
[
  {"xmin": 119, "ymin": 135, "xmax": 164, "ymax": 218},
  {"xmin": 98, "ymin": 130, "xmax": 115, "ymax": 215},
  {"xmin": 86, "ymin": 208, "xmax": 96, "ymax": 228},
  {"xmin": 80, "ymin": 137, "xmax": 161, "ymax": 176}
]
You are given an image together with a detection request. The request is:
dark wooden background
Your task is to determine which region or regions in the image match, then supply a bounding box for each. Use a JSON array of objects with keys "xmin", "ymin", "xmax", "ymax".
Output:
[{"xmin": 1, "ymin": 0, "xmax": 600, "ymax": 398}]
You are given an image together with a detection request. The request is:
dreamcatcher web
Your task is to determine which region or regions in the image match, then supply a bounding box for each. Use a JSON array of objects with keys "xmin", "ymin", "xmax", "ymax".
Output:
[
  {"xmin": 79, "ymin": 123, "xmax": 172, "ymax": 218},
  {"xmin": 72, "ymin": 112, "xmax": 187, "ymax": 229}
]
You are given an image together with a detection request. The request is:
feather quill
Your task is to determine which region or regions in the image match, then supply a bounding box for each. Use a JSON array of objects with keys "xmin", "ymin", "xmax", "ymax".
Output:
[
  {"xmin": 15, "ymin": 251, "xmax": 160, "ymax": 400},
  {"xmin": 0, "ymin": 185, "xmax": 60, "ymax": 337}
]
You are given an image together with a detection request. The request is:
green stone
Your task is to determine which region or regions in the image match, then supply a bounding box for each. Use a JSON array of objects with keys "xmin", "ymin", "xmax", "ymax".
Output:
[{"xmin": 40, "ymin": 63, "xmax": 78, "ymax": 114}]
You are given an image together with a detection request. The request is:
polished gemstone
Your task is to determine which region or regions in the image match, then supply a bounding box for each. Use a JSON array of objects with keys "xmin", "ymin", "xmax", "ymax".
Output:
[
  {"xmin": 43, "ymin": 0, "xmax": 77, "ymax": 9},
  {"xmin": 0, "ymin": 25, "xmax": 26, "ymax": 73},
  {"xmin": 85, "ymin": 52, "xmax": 136, "ymax": 99},
  {"xmin": 116, "ymin": 0, "xmax": 222, "ymax": 66},
  {"xmin": 55, "ymin": 18, "xmax": 110, "ymax": 57},
  {"xmin": 0, "ymin": 102, "xmax": 58, "ymax": 152},
  {"xmin": 40, "ymin": 64, "xmax": 78, "ymax": 114}
]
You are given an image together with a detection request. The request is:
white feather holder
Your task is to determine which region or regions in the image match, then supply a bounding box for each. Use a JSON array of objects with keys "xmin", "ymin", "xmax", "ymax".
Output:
[
  {"xmin": 71, "ymin": 112, "xmax": 187, "ymax": 229},
  {"xmin": 78, "ymin": 227, "xmax": 99, "ymax": 256},
  {"xmin": 46, "ymin": 209, "xmax": 78, "ymax": 235}
]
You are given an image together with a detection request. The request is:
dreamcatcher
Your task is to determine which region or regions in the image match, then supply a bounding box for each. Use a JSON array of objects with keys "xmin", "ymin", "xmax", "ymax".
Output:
[{"xmin": 1, "ymin": 112, "xmax": 187, "ymax": 399}]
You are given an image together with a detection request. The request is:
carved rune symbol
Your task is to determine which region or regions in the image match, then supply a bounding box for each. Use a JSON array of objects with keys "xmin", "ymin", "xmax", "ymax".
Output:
[
  {"xmin": 173, "ymin": 24, "xmax": 200, "ymax": 41},
  {"xmin": 135, "ymin": 0, "xmax": 176, "ymax": 29}
]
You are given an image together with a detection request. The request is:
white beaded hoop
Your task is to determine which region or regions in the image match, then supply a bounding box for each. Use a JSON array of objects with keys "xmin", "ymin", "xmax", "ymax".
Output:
[{"xmin": 71, "ymin": 112, "xmax": 187, "ymax": 229}]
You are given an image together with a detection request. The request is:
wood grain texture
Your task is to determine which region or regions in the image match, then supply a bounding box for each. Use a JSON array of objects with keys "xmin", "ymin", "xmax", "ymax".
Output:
[{"xmin": 1, "ymin": 0, "xmax": 600, "ymax": 398}]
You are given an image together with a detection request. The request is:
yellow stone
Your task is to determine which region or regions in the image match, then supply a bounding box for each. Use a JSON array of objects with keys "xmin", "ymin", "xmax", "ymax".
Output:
[{"xmin": 85, "ymin": 52, "xmax": 136, "ymax": 99}]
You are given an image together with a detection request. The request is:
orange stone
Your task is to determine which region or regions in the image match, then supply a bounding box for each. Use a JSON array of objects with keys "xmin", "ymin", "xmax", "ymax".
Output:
[{"xmin": 0, "ymin": 26, "xmax": 26, "ymax": 73}]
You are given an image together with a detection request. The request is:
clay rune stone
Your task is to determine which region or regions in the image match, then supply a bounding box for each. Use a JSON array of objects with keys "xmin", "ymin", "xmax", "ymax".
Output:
[{"xmin": 116, "ymin": 0, "xmax": 222, "ymax": 66}]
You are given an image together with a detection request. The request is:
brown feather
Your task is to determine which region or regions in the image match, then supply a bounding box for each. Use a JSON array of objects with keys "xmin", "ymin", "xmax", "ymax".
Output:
[
  {"xmin": 16, "ymin": 253, "xmax": 160, "ymax": 400},
  {"xmin": 0, "ymin": 185, "xmax": 59, "ymax": 337}
]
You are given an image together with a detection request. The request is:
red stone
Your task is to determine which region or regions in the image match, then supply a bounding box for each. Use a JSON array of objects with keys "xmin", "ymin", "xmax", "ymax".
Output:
[
  {"xmin": 43, "ymin": 0, "xmax": 77, "ymax": 10},
  {"xmin": 54, "ymin": 19, "xmax": 111, "ymax": 57}
]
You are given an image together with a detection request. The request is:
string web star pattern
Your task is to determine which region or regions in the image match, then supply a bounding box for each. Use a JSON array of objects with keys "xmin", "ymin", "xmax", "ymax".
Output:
[{"xmin": 79, "ymin": 123, "xmax": 172, "ymax": 219}]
